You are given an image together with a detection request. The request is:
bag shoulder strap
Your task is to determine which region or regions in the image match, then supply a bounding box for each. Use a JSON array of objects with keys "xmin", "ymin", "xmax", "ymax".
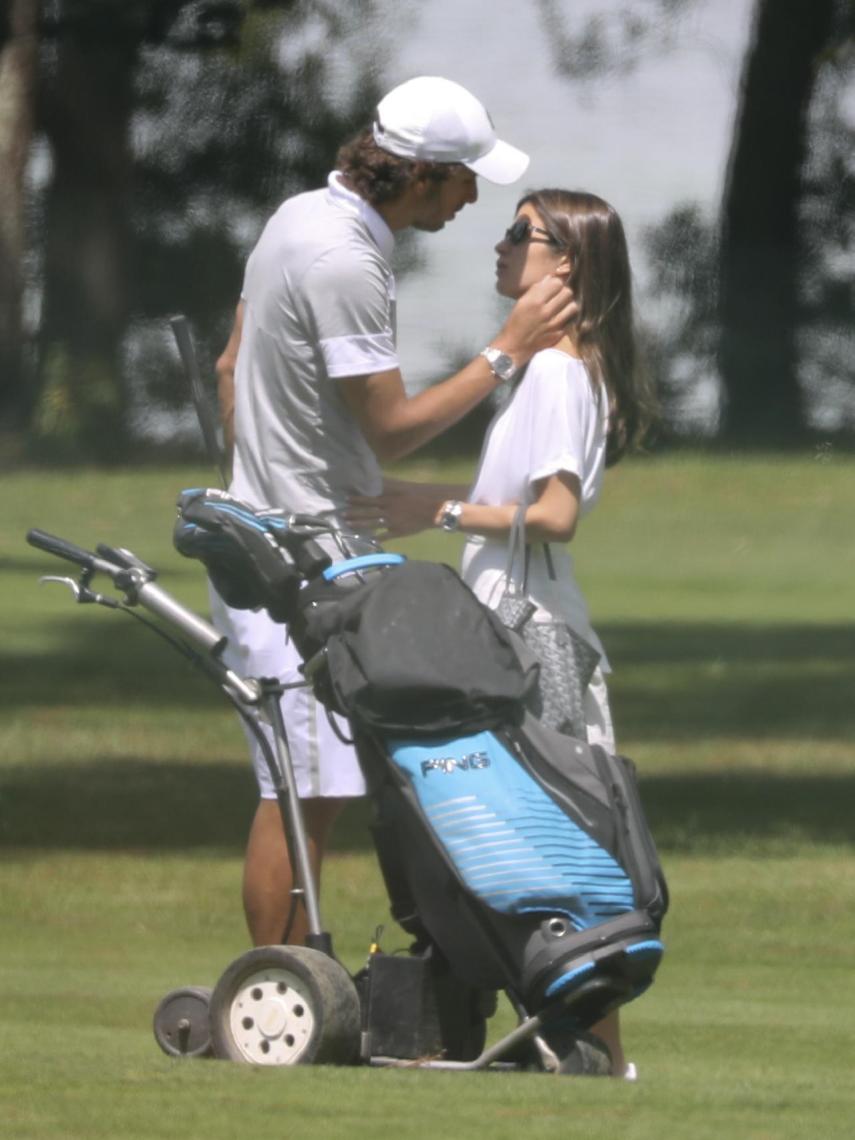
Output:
[
  {"xmin": 543, "ymin": 542, "xmax": 557, "ymax": 581},
  {"xmin": 505, "ymin": 491, "xmax": 558, "ymax": 593},
  {"xmin": 504, "ymin": 501, "xmax": 528, "ymax": 589}
]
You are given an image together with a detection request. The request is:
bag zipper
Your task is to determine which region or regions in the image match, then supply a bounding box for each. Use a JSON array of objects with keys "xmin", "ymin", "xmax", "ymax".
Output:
[
  {"xmin": 503, "ymin": 729, "xmax": 604, "ymax": 837},
  {"xmin": 602, "ymin": 751, "xmax": 669, "ymax": 920}
]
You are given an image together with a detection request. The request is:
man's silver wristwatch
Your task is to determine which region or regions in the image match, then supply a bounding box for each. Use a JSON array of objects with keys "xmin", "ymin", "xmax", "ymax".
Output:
[
  {"xmin": 438, "ymin": 500, "xmax": 464, "ymax": 532},
  {"xmin": 480, "ymin": 346, "xmax": 516, "ymax": 382}
]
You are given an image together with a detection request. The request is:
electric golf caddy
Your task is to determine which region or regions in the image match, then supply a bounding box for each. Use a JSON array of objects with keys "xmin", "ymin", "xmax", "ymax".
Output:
[{"xmin": 27, "ymin": 486, "xmax": 667, "ymax": 1076}]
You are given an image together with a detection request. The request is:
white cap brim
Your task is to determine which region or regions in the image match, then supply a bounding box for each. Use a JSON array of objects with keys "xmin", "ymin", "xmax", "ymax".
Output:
[{"xmin": 465, "ymin": 138, "xmax": 530, "ymax": 185}]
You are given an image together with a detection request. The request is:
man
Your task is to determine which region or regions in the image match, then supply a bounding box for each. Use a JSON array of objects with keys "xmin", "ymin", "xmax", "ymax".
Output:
[{"xmin": 212, "ymin": 76, "xmax": 575, "ymax": 947}]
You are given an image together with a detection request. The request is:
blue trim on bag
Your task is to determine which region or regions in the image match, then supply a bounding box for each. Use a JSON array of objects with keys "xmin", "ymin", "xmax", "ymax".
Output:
[
  {"xmin": 322, "ymin": 553, "xmax": 406, "ymax": 580},
  {"xmin": 203, "ymin": 502, "xmax": 288, "ymax": 534},
  {"xmin": 544, "ymin": 960, "xmax": 597, "ymax": 998},
  {"xmin": 179, "ymin": 491, "xmax": 290, "ymax": 537},
  {"xmin": 626, "ymin": 939, "xmax": 664, "ymax": 958},
  {"xmin": 543, "ymin": 939, "xmax": 664, "ymax": 1001}
]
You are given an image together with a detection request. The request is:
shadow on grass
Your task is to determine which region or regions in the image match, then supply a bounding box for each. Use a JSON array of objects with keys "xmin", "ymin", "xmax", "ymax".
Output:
[
  {"xmin": 4, "ymin": 617, "xmax": 853, "ymax": 855},
  {"xmin": 4, "ymin": 620, "xmax": 855, "ymax": 738},
  {"xmin": 601, "ymin": 622, "xmax": 855, "ymax": 665},
  {"xmin": 0, "ymin": 757, "xmax": 376, "ymax": 853},
  {"xmin": 643, "ymin": 770, "xmax": 855, "ymax": 853},
  {"xmin": 1, "ymin": 758, "xmax": 853, "ymax": 855},
  {"xmin": 1, "ymin": 613, "xmax": 226, "ymax": 710},
  {"xmin": 603, "ymin": 621, "xmax": 855, "ymax": 741}
]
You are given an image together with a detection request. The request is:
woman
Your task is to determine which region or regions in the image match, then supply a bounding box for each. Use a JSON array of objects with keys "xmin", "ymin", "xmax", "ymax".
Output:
[{"xmin": 349, "ymin": 189, "xmax": 656, "ymax": 1076}]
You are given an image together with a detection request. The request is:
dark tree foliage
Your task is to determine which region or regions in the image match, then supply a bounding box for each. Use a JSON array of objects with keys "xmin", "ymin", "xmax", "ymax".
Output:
[
  {"xmin": 537, "ymin": 0, "xmax": 690, "ymax": 80},
  {"xmin": 0, "ymin": 0, "xmax": 38, "ymax": 437},
  {"xmin": 793, "ymin": 8, "xmax": 855, "ymax": 436},
  {"xmin": 21, "ymin": 0, "xmax": 383, "ymax": 460},
  {"xmin": 38, "ymin": 0, "xmax": 244, "ymax": 45},
  {"xmin": 641, "ymin": 205, "xmax": 719, "ymax": 435},
  {"xmin": 717, "ymin": 0, "xmax": 837, "ymax": 444},
  {"xmin": 34, "ymin": 4, "xmax": 139, "ymax": 456}
]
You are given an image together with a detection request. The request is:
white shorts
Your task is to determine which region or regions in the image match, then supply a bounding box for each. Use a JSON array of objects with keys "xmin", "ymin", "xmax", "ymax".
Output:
[
  {"xmin": 208, "ymin": 584, "xmax": 366, "ymax": 801},
  {"xmin": 584, "ymin": 667, "xmax": 616, "ymax": 754}
]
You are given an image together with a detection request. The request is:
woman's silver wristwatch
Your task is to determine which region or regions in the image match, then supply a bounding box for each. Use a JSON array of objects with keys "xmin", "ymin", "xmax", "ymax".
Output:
[{"xmin": 438, "ymin": 500, "xmax": 464, "ymax": 532}]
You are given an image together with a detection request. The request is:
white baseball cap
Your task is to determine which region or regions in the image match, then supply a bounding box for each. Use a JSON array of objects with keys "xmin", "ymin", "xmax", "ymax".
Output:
[{"xmin": 373, "ymin": 76, "xmax": 529, "ymax": 185}]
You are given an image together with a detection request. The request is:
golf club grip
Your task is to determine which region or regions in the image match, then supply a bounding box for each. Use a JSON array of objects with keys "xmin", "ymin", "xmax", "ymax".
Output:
[
  {"xmin": 135, "ymin": 580, "xmax": 227, "ymax": 656},
  {"xmin": 27, "ymin": 528, "xmax": 97, "ymax": 570},
  {"xmin": 169, "ymin": 315, "xmax": 199, "ymax": 383}
]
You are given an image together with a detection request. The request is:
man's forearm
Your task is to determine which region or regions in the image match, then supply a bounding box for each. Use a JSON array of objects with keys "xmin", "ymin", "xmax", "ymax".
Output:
[
  {"xmin": 216, "ymin": 302, "xmax": 244, "ymax": 460},
  {"xmin": 375, "ymin": 356, "xmax": 500, "ymax": 461}
]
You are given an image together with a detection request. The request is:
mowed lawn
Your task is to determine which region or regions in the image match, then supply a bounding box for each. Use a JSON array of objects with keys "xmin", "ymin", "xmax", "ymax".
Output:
[{"xmin": 1, "ymin": 451, "xmax": 854, "ymax": 1139}]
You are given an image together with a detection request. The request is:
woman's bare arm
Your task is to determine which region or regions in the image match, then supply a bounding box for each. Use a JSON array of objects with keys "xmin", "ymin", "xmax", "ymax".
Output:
[{"xmin": 347, "ymin": 471, "xmax": 580, "ymax": 544}]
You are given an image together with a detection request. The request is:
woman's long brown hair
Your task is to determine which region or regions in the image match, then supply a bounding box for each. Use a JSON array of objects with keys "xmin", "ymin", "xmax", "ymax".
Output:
[{"xmin": 518, "ymin": 189, "xmax": 656, "ymax": 464}]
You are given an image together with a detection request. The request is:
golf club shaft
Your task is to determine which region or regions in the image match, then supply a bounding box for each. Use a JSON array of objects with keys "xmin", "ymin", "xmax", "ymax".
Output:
[{"xmin": 170, "ymin": 314, "xmax": 228, "ymax": 488}]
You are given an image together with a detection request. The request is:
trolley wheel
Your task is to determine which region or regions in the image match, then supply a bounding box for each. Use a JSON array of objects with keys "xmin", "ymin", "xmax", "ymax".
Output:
[
  {"xmin": 153, "ymin": 986, "xmax": 213, "ymax": 1058},
  {"xmin": 209, "ymin": 945, "xmax": 361, "ymax": 1066}
]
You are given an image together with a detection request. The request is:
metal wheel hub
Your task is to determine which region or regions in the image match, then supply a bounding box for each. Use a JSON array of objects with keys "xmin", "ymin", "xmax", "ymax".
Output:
[{"xmin": 227, "ymin": 967, "xmax": 316, "ymax": 1064}]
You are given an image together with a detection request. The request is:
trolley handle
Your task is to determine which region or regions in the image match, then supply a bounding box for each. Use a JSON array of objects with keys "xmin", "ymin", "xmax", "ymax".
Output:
[
  {"xmin": 133, "ymin": 579, "xmax": 226, "ymax": 657},
  {"xmin": 27, "ymin": 527, "xmax": 227, "ymax": 657},
  {"xmin": 26, "ymin": 528, "xmax": 124, "ymax": 579}
]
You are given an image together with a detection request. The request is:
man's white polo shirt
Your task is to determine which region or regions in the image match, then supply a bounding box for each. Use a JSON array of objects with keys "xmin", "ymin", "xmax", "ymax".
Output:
[{"xmin": 230, "ymin": 172, "xmax": 398, "ymax": 518}]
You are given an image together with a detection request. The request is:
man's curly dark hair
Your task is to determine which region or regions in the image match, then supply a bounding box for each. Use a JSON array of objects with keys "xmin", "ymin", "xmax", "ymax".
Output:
[{"xmin": 336, "ymin": 128, "xmax": 464, "ymax": 207}]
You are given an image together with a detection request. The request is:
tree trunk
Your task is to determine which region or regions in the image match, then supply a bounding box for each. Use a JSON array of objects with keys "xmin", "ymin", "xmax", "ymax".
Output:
[
  {"xmin": 0, "ymin": 0, "xmax": 38, "ymax": 437},
  {"xmin": 33, "ymin": 23, "xmax": 137, "ymax": 460},
  {"xmin": 717, "ymin": 0, "xmax": 835, "ymax": 444}
]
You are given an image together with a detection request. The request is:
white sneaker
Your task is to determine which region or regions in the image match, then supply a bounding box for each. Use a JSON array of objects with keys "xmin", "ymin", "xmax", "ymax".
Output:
[{"xmin": 623, "ymin": 1061, "xmax": 638, "ymax": 1081}]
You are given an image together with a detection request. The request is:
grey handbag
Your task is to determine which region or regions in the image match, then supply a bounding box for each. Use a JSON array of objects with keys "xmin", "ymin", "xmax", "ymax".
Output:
[{"xmin": 494, "ymin": 503, "xmax": 601, "ymax": 739}]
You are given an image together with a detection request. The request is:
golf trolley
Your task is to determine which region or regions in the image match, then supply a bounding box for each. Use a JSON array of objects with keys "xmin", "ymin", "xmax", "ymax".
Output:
[{"xmin": 26, "ymin": 497, "xmax": 666, "ymax": 1076}]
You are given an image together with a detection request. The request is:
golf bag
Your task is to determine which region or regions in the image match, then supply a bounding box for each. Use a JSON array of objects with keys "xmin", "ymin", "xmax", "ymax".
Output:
[
  {"xmin": 175, "ymin": 491, "xmax": 668, "ymax": 1027},
  {"xmin": 292, "ymin": 554, "xmax": 668, "ymax": 1025}
]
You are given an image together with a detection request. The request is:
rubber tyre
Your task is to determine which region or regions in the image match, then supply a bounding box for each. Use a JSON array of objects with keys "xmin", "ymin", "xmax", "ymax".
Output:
[
  {"xmin": 209, "ymin": 946, "xmax": 361, "ymax": 1066},
  {"xmin": 153, "ymin": 986, "xmax": 213, "ymax": 1058}
]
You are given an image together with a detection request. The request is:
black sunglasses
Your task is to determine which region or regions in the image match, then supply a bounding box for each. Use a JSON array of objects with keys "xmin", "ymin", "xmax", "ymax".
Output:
[{"xmin": 504, "ymin": 217, "xmax": 560, "ymax": 246}]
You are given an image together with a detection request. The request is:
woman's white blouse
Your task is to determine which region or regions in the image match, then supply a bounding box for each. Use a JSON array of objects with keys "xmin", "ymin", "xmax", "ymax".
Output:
[{"xmin": 461, "ymin": 348, "xmax": 611, "ymax": 669}]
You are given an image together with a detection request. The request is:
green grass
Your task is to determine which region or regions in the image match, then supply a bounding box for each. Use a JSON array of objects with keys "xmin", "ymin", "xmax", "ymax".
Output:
[{"xmin": 1, "ymin": 452, "xmax": 854, "ymax": 1138}]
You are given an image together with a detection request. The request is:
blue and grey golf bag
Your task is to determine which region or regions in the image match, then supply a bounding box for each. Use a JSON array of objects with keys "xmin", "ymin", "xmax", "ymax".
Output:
[{"xmin": 287, "ymin": 549, "xmax": 668, "ymax": 1026}]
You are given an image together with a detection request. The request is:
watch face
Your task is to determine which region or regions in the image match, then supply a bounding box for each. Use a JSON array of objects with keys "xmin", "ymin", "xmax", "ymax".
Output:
[
  {"xmin": 482, "ymin": 348, "xmax": 515, "ymax": 381},
  {"xmin": 494, "ymin": 352, "xmax": 514, "ymax": 380},
  {"xmin": 440, "ymin": 501, "xmax": 462, "ymax": 531}
]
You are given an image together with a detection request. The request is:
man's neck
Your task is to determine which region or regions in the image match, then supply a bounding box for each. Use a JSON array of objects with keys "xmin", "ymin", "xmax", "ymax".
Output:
[{"xmin": 374, "ymin": 196, "xmax": 416, "ymax": 233}]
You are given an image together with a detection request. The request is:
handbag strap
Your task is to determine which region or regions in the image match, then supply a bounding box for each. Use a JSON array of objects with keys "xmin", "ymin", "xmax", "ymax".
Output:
[
  {"xmin": 505, "ymin": 491, "xmax": 558, "ymax": 592},
  {"xmin": 504, "ymin": 501, "xmax": 528, "ymax": 590},
  {"xmin": 543, "ymin": 542, "xmax": 557, "ymax": 581}
]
